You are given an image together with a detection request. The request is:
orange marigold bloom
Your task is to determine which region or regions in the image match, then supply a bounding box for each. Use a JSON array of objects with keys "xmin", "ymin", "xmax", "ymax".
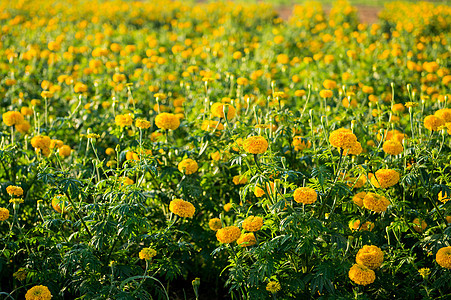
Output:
[
  {"xmin": 155, "ymin": 113, "xmax": 180, "ymax": 130},
  {"xmin": 211, "ymin": 102, "xmax": 236, "ymax": 119},
  {"xmin": 370, "ymin": 169, "xmax": 400, "ymax": 189},
  {"xmin": 382, "ymin": 140, "xmax": 403, "ymax": 156},
  {"xmin": 209, "ymin": 218, "xmax": 222, "ymax": 231},
  {"xmin": 237, "ymin": 233, "xmax": 257, "ymax": 247},
  {"xmin": 0, "ymin": 208, "xmax": 10, "ymax": 221},
  {"xmin": 31, "ymin": 135, "xmax": 51, "ymax": 150},
  {"xmin": 436, "ymin": 246, "xmax": 451, "ymax": 269},
  {"xmin": 434, "ymin": 108, "xmax": 451, "ymax": 122},
  {"xmin": 329, "ymin": 128, "xmax": 357, "ymax": 150},
  {"xmin": 216, "ymin": 226, "xmax": 241, "ymax": 243},
  {"xmin": 2, "ymin": 111, "xmax": 24, "ymax": 126},
  {"xmin": 178, "ymin": 159, "xmax": 198, "ymax": 175},
  {"xmin": 115, "ymin": 114, "xmax": 133, "ymax": 127},
  {"xmin": 292, "ymin": 136, "xmax": 311, "ymax": 151},
  {"xmin": 356, "ymin": 245, "xmax": 384, "ymax": 269},
  {"xmin": 135, "ymin": 118, "xmax": 151, "ymax": 129},
  {"xmin": 424, "ymin": 115, "xmax": 445, "ymax": 131},
  {"xmin": 438, "ymin": 191, "xmax": 450, "ymax": 203},
  {"xmin": 349, "ymin": 264, "xmax": 376, "ymax": 285},
  {"xmin": 242, "ymin": 216, "xmax": 263, "ymax": 232},
  {"xmin": 293, "ymin": 187, "xmax": 317, "ymax": 204},
  {"xmin": 201, "ymin": 120, "xmax": 223, "ymax": 133},
  {"xmin": 243, "ymin": 136, "xmax": 268, "ymax": 154},
  {"xmin": 139, "ymin": 248, "xmax": 157, "ymax": 260},
  {"xmin": 25, "ymin": 285, "xmax": 52, "ymax": 300},
  {"xmin": 319, "ymin": 89, "xmax": 333, "ymax": 98},
  {"xmin": 169, "ymin": 199, "xmax": 195, "ymax": 218},
  {"xmin": 6, "ymin": 185, "xmax": 23, "ymax": 196},
  {"xmin": 413, "ymin": 218, "xmax": 427, "ymax": 233},
  {"xmin": 16, "ymin": 120, "xmax": 31, "ymax": 134},
  {"xmin": 233, "ymin": 175, "xmax": 248, "ymax": 185},
  {"xmin": 352, "ymin": 192, "xmax": 366, "ymax": 207},
  {"xmin": 349, "ymin": 220, "xmax": 374, "ymax": 231},
  {"xmin": 363, "ymin": 192, "xmax": 390, "ymax": 213}
]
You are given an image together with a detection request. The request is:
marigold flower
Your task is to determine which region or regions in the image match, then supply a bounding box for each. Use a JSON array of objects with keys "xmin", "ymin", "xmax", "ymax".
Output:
[
  {"xmin": 242, "ymin": 216, "xmax": 263, "ymax": 232},
  {"xmin": 370, "ymin": 169, "xmax": 400, "ymax": 189},
  {"xmin": 293, "ymin": 187, "xmax": 317, "ymax": 204},
  {"xmin": 139, "ymin": 248, "xmax": 157, "ymax": 260},
  {"xmin": 418, "ymin": 268, "xmax": 431, "ymax": 279},
  {"xmin": 435, "ymin": 108, "xmax": 451, "ymax": 122},
  {"xmin": 16, "ymin": 120, "xmax": 31, "ymax": 134},
  {"xmin": 383, "ymin": 140, "xmax": 403, "ymax": 156},
  {"xmin": 292, "ymin": 136, "xmax": 311, "ymax": 151},
  {"xmin": 74, "ymin": 82, "xmax": 88, "ymax": 93},
  {"xmin": 254, "ymin": 186, "xmax": 265, "ymax": 197},
  {"xmin": 319, "ymin": 89, "xmax": 333, "ymax": 98},
  {"xmin": 237, "ymin": 233, "xmax": 257, "ymax": 247},
  {"xmin": 363, "ymin": 192, "xmax": 390, "ymax": 213},
  {"xmin": 115, "ymin": 114, "xmax": 133, "ymax": 127},
  {"xmin": 329, "ymin": 128, "xmax": 357, "ymax": 150},
  {"xmin": 155, "ymin": 113, "xmax": 180, "ymax": 130},
  {"xmin": 349, "ymin": 220, "xmax": 374, "ymax": 231},
  {"xmin": 209, "ymin": 218, "xmax": 222, "ymax": 231},
  {"xmin": 349, "ymin": 264, "xmax": 376, "ymax": 285},
  {"xmin": 120, "ymin": 177, "xmax": 134, "ymax": 185},
  {"xmin": 352, "ymin": 192, "xmax": 366, "ymax": 207},
  {"xmin": 211, "ymin": 102, "xmax": 236, "ymax": 119},
  {"xmin": 233, "ymin": 175, "xmax": 248, "ymax": 185},
  {"xmin": 323, "ymin": 79, "xmax": 337, "ymax": 89},
  {"xmin": 347, "ymin": 174, "xmax": 367, "ymax": 189},
  {"xmin": 266, "ymin": 281, "xmax": 281, "ymax": 293},
  {"xmin": 216, "ymin": 226, "xmax": 241, "ymax": 243},
  {"xmin": 6, "ymin": 185, "xmax": 23, "ymax": 196},
  {"xmin": 413, "ymin": 218, "xmax": 427, "ymax": 233},
  {"xmin": 436, "ymin": 246, "xmax": 451, "ymax": 269},
  {"xmin": 169, "ymin": 199, "xmax": 195, "ymax": 218},
  {"xmin": 223, "ymin": 203, "xmax": 232, "ymax": 212},
  {"xmin": 243, "ymin": 136, "xmax": 268, "ymax": 154},
  {"xmin": 135, "ymin": 118, "xmax": 151, "ymax": 129},
  {"xmin": 31, "ymin": 135, "xmax": 51, "ymax": 151},
  {"xmin": 51, "ymin": 194, "xmax": 71, "ymax": 213},
  {"xmin": 58, "ymin": 145, "xmax": 71, "ymax": 158},
  {"xmin": 2, "ymin": 111, "xmax": 24, "ymax": 126},
  {"xmin": 346, "ymin": 141, "xmax": 362, "ymax": 155},
  {"xmin": 392, "ymin": 103, "xmax": 405, "ymax": 113},
  {"xmin": 424, "ymin": 115, "xmax": 445, "ymax": 131},
  {"xmin": 13, "ymin": 268, "xmax": 27, "ymax": 281},
  {"xmin": 438, "ymin": 191, "xmax": 450, "ymax": 203},
  {"xmin": 178, "ymin": 159, "xmax": 198, "ymax": 175},
  {"xmin": 0, "ymin": 208, "xmax": 10, "ymax": 221},
  {"xmin": 105, "ymin": 148, "xmax": 115, "ymax": 156},
  {"xmin": 356, "ymin": 245, "xmax": 384, "ymax": 269},
  {"xmin": 25, "ymin": 285, "xmax": 52, "ymax": 300}
]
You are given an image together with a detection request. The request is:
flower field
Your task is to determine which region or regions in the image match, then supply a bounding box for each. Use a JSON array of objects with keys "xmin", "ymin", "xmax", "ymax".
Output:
[{"xmin": 1, "ymin": 0, "xmax": 451, "ymax": 299}]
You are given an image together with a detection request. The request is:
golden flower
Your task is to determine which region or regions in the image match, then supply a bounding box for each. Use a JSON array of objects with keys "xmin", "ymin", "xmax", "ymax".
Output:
[
  {"xmin": 237, "ymin": 233, "xmax": 256, "ymax": 247},
  {"xmin": 349, "ymin": 220, "xmax": 374, "ymax": 231},
  {"xmin": 51, "ymin": 194, "xmax": 72, "ymax": 213},
  {"xmin": 210, "ymin": 151, "xmax": 220, "ymax": 161},
  {"xmin": 329, "ymin": 128, "xmax": 357, "ymax": 150},
  {"xmin": 418, "ymin": 268, "xmax": 431, "ymax": 279},
  {"xmin": 370, "ymin": 169, "xmax": 400, "ymax": 189},
  {"xmin": 21, "ymin": 107, "xmax": 33, "ymax": 116},
  {"xmin": 323, "ymin": 79, "xmax": 337, "ymax": 89},
  {"xmin": 347, "ymin": 174, "xmax": 367, "ymax": 189},
  {"xmin": 115, "ymin": 114, "xmax": 133, "ymax": 127},
  {"xmin": 16, "ymin": 120, "xmax": 31, "ymax": 134},
  {"xmin": 216, "ymin": 226, "xmax": 241, "ymax": 243},
  {"xmin": 13, "ymin": 268, "xmax": 27, "ymax": 281},
  {"xmin": 292, "ymin": 136, "xmax": 311, "ymax": 151},
  {"xmin": 105, "ymin": 148, "xmax": 115, "ymax": 156},
  {"xmin": 383, "ymin": 140, "xmax": 403, "ymax": 156},
  {"xmin": 135, "ymin": 118, "xmax": 151, "ymax": 129},
  {"xmin": 0, "ymin": 208, "xmax": 10, "ymax": 221},
  {"xmin": 295, "ymin": 89, "xmax": 306, "ymax": 97},
  {"xmin": 242, "ymin": 216, "xmax": 263, "ymax": 232},
  {"xmin": 211, "ymin": 102, "xmax": 236, "ymax": 119},
  {"xmin": 155, "ymin": 113, "xmax": 180, "ymax": 130},
  {"xmin": 362, "ymin": 86, "xmax": 374, "ymax": 94},
  {"xmin": 25, "ymin": 285, "xmax": 52, "ymax": 300},
  {"xmin": 169, "ymin": 199, "xmax": 195, "ymax": 218},
  {"xmin": 435, "ymin": 108, "xmax": 451, "ymax": 122},
  {"xmin": 424, "ymin": 115, "xmax": 445, "ymax": 131},
  {"xmin": 293, "ymin": 187, "xmax": 317, "ymax": 204},
  {"xmin": 266, "ymin": 281, "xmax": 281, "ymax": 293},
  {"xmin": 6, "ymin": 185, "xmax": 23, "ymax": 196},
  {"xmin": 346, "ymin": 141, "xmax": 362, "ymax": 155},
  {"xmin": 254, "ymin": 186, "xmax": 265, "ymax": 197},
  {"xmin": 224, "ymin": 203, "xmax": 232, "ymax": 212},
  {"xmin": 40, "ymin": 91, "xmax": 54, "ymax": 98},
  {"xmin": 405, "ymin": 102, "xmax": 418, "ymax": 108},
  {"xmin": 209, "ymin": 218, "xmax": 222, "ymax": 231},
  {"xmin": 232, "ymin": 51, "xmax": 242, "ymax": 59},
  {"xmin": 349, "ymin": 264, "xmax": 376, "ymax": 285},
  {"xmin": 243, "ymin": 136, "xmax": 268, "ymax": 154},
  {"xmin": 233, "ymin": 175, "xmax": 248, "ymax": 185},
  {"xmin": 352, "ymin": 192, "xmax": 366, "ymax": 207},
  {"xmin": 58, "ymin": 145, "xmax": 71, "ymax": 158},
  {"xmin": 74, "ymin": 82, "xmax": 88, "ymax": 93},
  {"xmin": 436, "ymin": 246, "xmax": 451, "ymax": 269},
  {"xmin": 319, "ymin": 89, "xmax": 333, "ymax": 98},
  {"xmin": 139, "ymin": 248, "xmax": 157, "ymax": 260},
  {"xmin": 120, "ymin": 177, "xmax": 134, "ymax": 185},
  {"xmin": 438, "ymin": 191, "xmax": 450, "ymax": 203},
  {"xmin": 178, "ymin": 159, "xmax": 198, "ymax": 175},
  {"xmin": 363, "ymin": 192, "xmax": 390, "ymax": 213},
  {"xmin": 413, "ymin": 218, "xmax": 427, "ymax": 233},
  {"xmin": 392, "ymin": 103, "xmax": 405, "ymax": 113},
  {"xmin": 356, "ymin": 245, "xmax": 384, "ymax": 269},
  {"xmin": 2, "ymin": 111, "xmax": 24, "ymax": 126},
  {"xmin": 31, "ymin": 135, "xmax": 51, "ymax": 150}
]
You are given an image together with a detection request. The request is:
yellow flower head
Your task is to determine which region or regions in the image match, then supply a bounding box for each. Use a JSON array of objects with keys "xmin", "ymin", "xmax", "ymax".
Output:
[
  {"xmin": 292, "ymin": 136, "xmax": 311, "ymax": 151},
  {"xmin": 237, "ymin": 233, "xmax": 257, "ymax": 247},
  {"xmin": 115, "ymin": 114, "xmax": 133, "ymax": 127},
  {"xmin": 211, "ymin": 102, "xmax": 236, "ymax": 119},
  {"xmin": 434, "ymin": 108, "xmax": 451, "ymax": 122},
  {"xmin": 216, "ymin": 226, "xmax": 241, "ymax": 243},
  {"xmin": 2, "ymin": 111, "xmax": 24, "ymax": 126},
  {"xmin": 169, "ymin": 199, "xmax": 195, "ymax": 218},
  {"xmin": 232, "ymin": 175, "xmax": 248, "ymax": 185},
  {"xmin": 349, "ymin": 264, "xmax": 375, "ymax": 286},
  {"xmin": 418, "ymin": 268, "xmax": 431, "ymax": 279},
  {"xmin": 0, "ymin": 208, "xmax": 10, "ymax": 221},
  {"xmin": 266, "ymin": 281, "xmax": 281, "ymax": 293},
  {"xmin": 58, "ymin": 145, "xmax": 72, "ymax": 158},
  {"xmin": 383, "ymin": 140, "xmax": 404, "ymax": 156},
  {"xmin": 209, "ymin": 218, "xmax": 222, "ymax": 231},
  {"xmin": 6, "ymin": 185, "xmax": 23, "ymax": 196},
  {"xmin": 352, "ymin": 192, "xmax": 367, "ymax": 207},
  {"xmin": 178, "ymin": 159, "xmax": 199, "ymax": 175},
  {"xmin": 242, "ymin": 216, "xmax": 263, "ymax": 232},
  {"xmin": 51, "ymin": 194, "xmax": 71, "ymax": 213},
  {"xmin": 438, "ymin": 191, "xmax": 450, "ymax": 203},
  {"xmin": 139, "ymin": 247, "xmax": 157, "ymax": 260},
  {"xmin": 370, "ymin": 169, "xmax": 400, "ymax": 189},
  {"xmin": 319, "ymin": 89, "xmax": 333, "ymax": 98},
  {"xmin": 363, "ymin": 192, "xmax": 390, "ymax": 213},
  {"xmin": 293, "ymin": 187, "xmax": 317, "ymax": 204},
  {"xmin": 436, "ymin": 246, "xmax": 451, "ymax": 269},
  {"xmin": 356, "ymin": 245, "xmax": 384, "ymax": 269},
  {"xmin": 155, "ymin": 113, "xmax": 180, "ymax": 130},
  {"xmin": 329, "ymin": 128, "xmax": 357, "ymax": 150},
  {"xmin": 424, "ymin": 115, "xmax": 445, "ymax": 131},
  {"xmin": 25, "ymin": 285, "xmax": 52, "ymax": 300},
  {"xmin": 349, "ymin": 220, "xmax": 374, "ymax": 231},
  {"xmin": 243, "ymin": 136, "xmax": 268, "ymax": 154},
  {"xmin": 413, "ymin": 218, "xmax": 427, "ymax": 233},
  {"xmin": 135, "ymin": 118, "xmax": 151, "ymax": 129}
]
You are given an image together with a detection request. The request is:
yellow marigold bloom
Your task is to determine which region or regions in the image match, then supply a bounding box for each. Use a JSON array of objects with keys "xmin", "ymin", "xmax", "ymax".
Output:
[
  {"xmin": 254, "ymin": 186, "xmax": 265, "ymax": 197},
  {"xmin": 120, "ymin": 177, "xmax": 134, "ymax": 185},
  {"xmin": 438, "ymin": 191, "xmax": 450, "ymax": 203},
  {"xmin": 392, "ymin": 103, "xmax": 405, "ymax": 113},
  {"xmin": 6, "ymin": 185, "xmax": 23, "ymax": 196},
  {"xmin": 413, "ymin": 218, "xmax": 427, "ymax": 233},
  {"xmin": 418, "ymin": 268, "xmax": 431, "ymax": 279},
  {"xmin": 435, "ymin": 108, "xmax": 451, "ymax": 122},
  {"xmin": 237, "ymin": 233, "xmax": 257, "ymax": 247},
  {"xmin": 31, "ymin": 135, "xmax": 51, "ymax": 150},
  {"xmin": 243, "ymin": 136, "xmax": 268, "ymax": 154},
  {"xmin": 139, "ymin": 248, "xmax": 157, "ymax": 260},
  {"xmin": 211, "ymin": 102, "xmax": 236, "ymax": 119},
  {"xmin": 135, "ymin": 118, "xmax": 151, "ymax": 129},
  {"xmin": 276, "ymin": 53, "xmax": 289, "ymax": 64},
  {"xmin": 346, "ymin": 141, "xmax": 362, "ymax": 155},
  {"xmin": 233, "ymin": 175, "xmax": 248, "ymax": 185},
  {"xmin": 356, "ymin": 245, "xmax": 384, "ymax": 269},
  {"xmin": 232, "ymin": 51, "xmax": 242, "ymax": 59},
  {"xmin": 352, "ymin": 192, "xmax": 366, "ymax": 207},
  {"xmin": 25, "ymin": 285, "xmax": 52, "ymax": 300},
  {"xmin": 216, "ymin": 226, "xmax": 241, "ymax": 243},
  {"xmin": 209, "ymin": 218, "xmax": 222, "ymax": 231},
  {"xmin": 115, "ymin": 114, "xmax": 133, "ymax": 127},
  {"xmin": 363, "ymin": 192, "xmax": 390, "ymax": 213},
  {"xmin": 74, "ymin": 82, "xmax": 88, "ymax": 93},
  {"xmin": 40, "ymin": 91, "xmax": 53, "ymax": 98},
  {"xmin": 16, "ymin": 120, "xmax": 31, "ymax": 134},
  {"xmin": 178, "ymin": 159, "xmax": 198, "ymax": 175},
  {"xmin": 347, "ymin": 174, "xmax": 367, "ymax": 189},
  {"xmin": 362, "ymin": 86, "xmax": 374, "ymax": 94},
  {"xmin": 51, "ymin": 194, "xmax": 71, "ymax": 213},
  {"xmin": 0, "ymin": 208, "xmax": 10, "ymax": 221},
  {"xmin": 242, "ymin": 216, "xmax": 263, "ymax": 232},
  {"xmin": 295, "ymin": 89, "xmax": 306, "ymax": 97},
  {"xmin": 382, "ymin": 140, "xmax": 404, "ymax": 156},
  {"xmin": 2, "ymin": 111, "xmax": 24, "ymax": 126},
  {"xmin": 319, "ymin": 89, "xmax": 333, "ymax": 98},
  {"xmin": 405, "ymin": 102, "xmax": 418, "ymax": 108},
  {"xmin": 105, "ymin": 148, "xmax": 115, "ymax": 156},
  {"xmin": 293, "ymin": 187, "xmax": 317, "ymax": 204},
  {"xmin": 13, "ymin": 268, "xmax": 27, "ymax": 281},
  {"xmin": 169, "ymin": 199, "xmax": 195, "ymax": 218},
  {"xmin": 292, "ymin": 136, "xmax": 311, "ymax": 151},
  {"xmin": 424, "ymin": 115, "xmax": 445, "ymax": 131},
  {"xmin": 370, "ymin": 169, "xmax": 400, "ymax": 189},
  {"xmin": 266, "ymin": 281, "xmax": 281, "ymax": 293},
  {"xmin": 323, "ymin": 79, "xmax": 337, "ymax": 89},
  {"xmin": 58, "ymin": 145, "xmax": 71, "ymax": 158},
  {"xmin": 155, "ymin": 113, "xmax": 180, "ymax": 130},
  {"xmin": 349, "ymin": 220, "xmax": 374, "ymax": 231},
  {"xmin": 436, "ymin": 246, "xmax": 451, "ymax": 269},
  {"xmin": 349, "ymin": 264, "xmax": 376, "ymax": 285},
  {"xmin": 329, "ymin": 128, "xmax": 357, "ymax": 150},
  {"xmin": 224, "ymin": 203, "xmax": 232, "ymax": 212},
  {"xmin": 20, "ymin": 107, "xmax": 33, "ymax": 116}
]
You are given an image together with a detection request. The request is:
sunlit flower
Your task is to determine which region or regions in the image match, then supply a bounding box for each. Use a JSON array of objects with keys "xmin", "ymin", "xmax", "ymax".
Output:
[
  {"xmin": 178, "ymin": 159, "xmax": 199, "ymax": 175},
  {"xmin": 155, "ymin": 113, "xmax": 180, "ymax": 130},
  {"xmin": 6, "ymin": 185, "xmax": 23, "ymax": 196},
  {"xmin": 424, "ymin": 115, "xmax": 445, "ymax": 131},
  {"xmin": 169, "ymin": 199, "xmax": 195, "ymax": 218},
  {"xmin": 363, "ymin": 192, "xmax": 390, "ymax": 213},
  {"xmin": 370, "ymin": 169, "xmax": 400, "ymax": 189},
  {"xmin": 436, "ymin": 246, "xmax": 451, "ymax": 269},
  {"xmin": 237, "ymin": 232, "xmax": 256, "ymax": 247},
  {"xmin": 413, "ymin": 218, "xmax": 427, "ymax": 233},
  {"xmin": 209, "ymin": 218, "xmax": 222, "ymax": 231},
  {"xmin": 329, "ymin": 128, "xmax": 357, "ymax": 150},
  {"xmin": 25, "ymin": 285, "xmax": 52, "ymax": 300},
  {"xmin": 293, "ymin": 187, "xmax": 317, "ymax": 204},
  {"xmin": 139, "ymin": 247, "xmax": 157, "ymax": 260},
  {"xmin": 356, "ymin": 245, "xmax": 384, "ymax": 269},
  {"xmin": 216, "ymin": 226, "xmax": 241, "ymax": 243},
  {"xmin": 115, "ymin": 114, "xmax": 133, "ymax": 127},
  {"xmin": 349, "ymin": 264, "xmax": 375, "ymax": 285},
  {"xmin": 242, "ymin": 216, "xmax": 263, "ymax": 232},
  {"xmin": 211, "ymin": 102, "xmax": 236, "ymax": 119},
  {"xmin": 0, "ymin": 208, "xmax": 9, "ymax": 221},
  {"xmin": 243, "ymin": 136, "xmax": 268, "ymax": 154},
  {"xmin": 2, "ymin": 111, "xmax": 24, "ymax": 126},
  {"xmin": 266, "ymin": 281, "xmax": 281, "ymax": 293}
]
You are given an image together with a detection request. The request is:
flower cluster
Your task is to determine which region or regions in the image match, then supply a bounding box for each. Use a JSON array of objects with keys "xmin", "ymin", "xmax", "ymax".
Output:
[{"xmin": 169, "ymin": 199, "xmax": 195, "ymax": 218}]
